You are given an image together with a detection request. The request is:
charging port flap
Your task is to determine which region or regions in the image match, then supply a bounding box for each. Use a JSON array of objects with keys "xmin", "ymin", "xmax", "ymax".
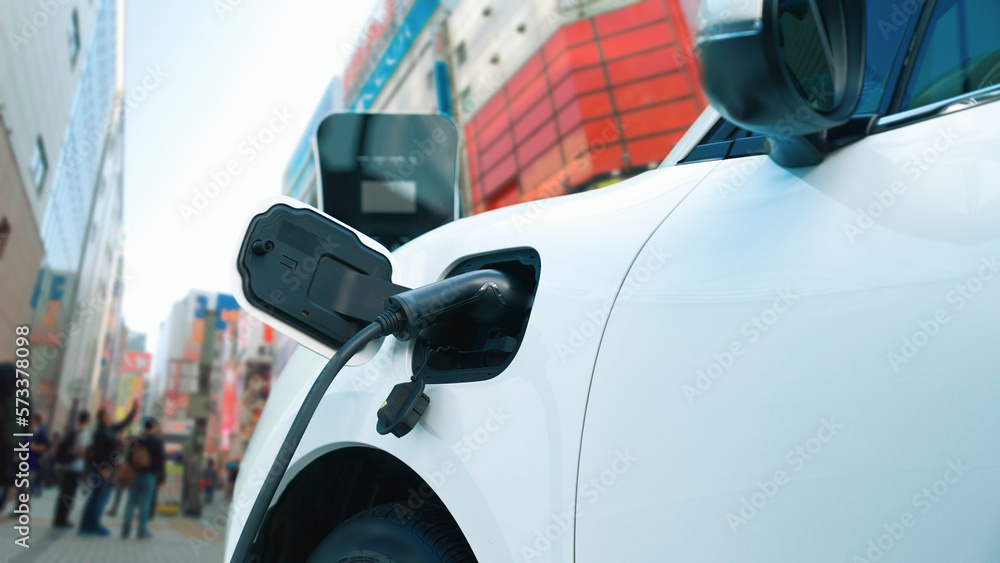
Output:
[{"xmin": 233, "ymin": 197, "xmax": 408, "ymax": 361}]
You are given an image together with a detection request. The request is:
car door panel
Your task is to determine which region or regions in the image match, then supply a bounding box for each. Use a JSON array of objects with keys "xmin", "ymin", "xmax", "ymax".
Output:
[{"xmin": 577, "ymin": 100, "xmax": 1000, "ymax": 561}]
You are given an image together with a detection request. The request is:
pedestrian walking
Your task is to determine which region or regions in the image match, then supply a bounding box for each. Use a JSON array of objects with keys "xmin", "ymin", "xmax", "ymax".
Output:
[
  {"xmin": 44, "ymin": 430, "xmax": 60, "ymax": 489},
  {"xmin": 26, "ymin": 414, "xmax": 50, "ymax": 499},
  {"xmin": 224, "ymin": 459, "xmax": 239, "ymax": 499},
  {"xmin": 78, "ymin": 400, "xmax": 137, "ymax": 536},
  {"xmin": 105, "ymin": 440, "xmax": 132, "ymax": 517},
  {"xmin": 53, "ymin": 411, "xmax": 92, "ymax": 528},
  {"xmin": 122, "ymin": 417, "xmax": 165, "ymax": 539},
  {"xmin": 201, "ymin": 459, "xmax": 218, "ymax": 504}
]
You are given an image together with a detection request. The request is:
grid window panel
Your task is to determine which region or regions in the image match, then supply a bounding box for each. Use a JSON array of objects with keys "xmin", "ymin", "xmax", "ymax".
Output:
[
  {"xmin": 594, "ymin": 0, "xmax": 667, "ymax": 37},
  {"xmin": 506, "ymin": 53, "xmax": 544, "ymax": 100},
  {"xmin": 519, "ymin": 144, "xmax": 565, "ymax": 195},
  {"xmin": 599, "ymin": 21, "xmax": 674, "ymax": 60},
  {"xmin": 479, "ymin": 131, "xmax": 516, "ymax": 174},
  {"xmin": 481, "ymin": 153, "xmax": 518, "ymax": 196},
  {"xmin": 606, "ymin": 47, "xmax": 684, "ymax": 85},
  {"xmin": 619, "ymin": 98, "xmax": 700, "ymax": 139},
  {"xmin": 515, "ymin": 120, "xmax": 559, "ymax": 166},
  {"xmin": 612, "ymin": 72, "xmax": 691, "ymax": 112},
  {"xmin": 514, "ymin": 101, "xmax": 556, "ymax": 144}
]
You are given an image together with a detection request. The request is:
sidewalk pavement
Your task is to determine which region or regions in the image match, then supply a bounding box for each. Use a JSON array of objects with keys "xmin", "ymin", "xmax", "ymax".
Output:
[{"xmin": 0, "ymin": 484, "xmax": 226, "ymax": 563}]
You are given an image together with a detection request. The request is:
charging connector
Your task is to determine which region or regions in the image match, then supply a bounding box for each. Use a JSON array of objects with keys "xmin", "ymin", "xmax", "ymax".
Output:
[{"xmin": 381, "ymin": 269, "xmax": 523, "ymax": 341}]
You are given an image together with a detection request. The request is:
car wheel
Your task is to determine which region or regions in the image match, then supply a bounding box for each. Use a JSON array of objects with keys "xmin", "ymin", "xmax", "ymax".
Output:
[{"xmin": 307, "ymin": 502, "xmax": 477, "ymax": 563}]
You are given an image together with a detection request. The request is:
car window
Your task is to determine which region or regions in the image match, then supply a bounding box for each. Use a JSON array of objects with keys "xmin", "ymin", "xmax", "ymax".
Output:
[
  {"xmin": 900, "ymin": 0, "xmax": 1000, "ymax": 111},
  {"xmin": 856, "ymin": 2, "xmax": 923, "ymax": 113}
]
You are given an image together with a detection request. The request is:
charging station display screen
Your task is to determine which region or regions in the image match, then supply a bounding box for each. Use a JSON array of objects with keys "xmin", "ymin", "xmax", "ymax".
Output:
[
  {"xmin": 361, "ymin": 180, "xmax": 417, "ymax": 214},
  {"xmin": 316, "ymin": 113, "xmax": 458, "ymax": 250}
]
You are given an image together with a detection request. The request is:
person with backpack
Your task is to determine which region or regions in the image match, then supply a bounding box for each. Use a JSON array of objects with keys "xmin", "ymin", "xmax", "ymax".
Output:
[
  {"xmin": 122, "ymin": 417, "xmax": 164, "ymax": 539},
  {"xmin": 53, "ymin": 411, "xmax": 92, "ymax": 528},
  {"xmin": 79, "ymin": 400, "xmax": 137, "ymax": 536}
]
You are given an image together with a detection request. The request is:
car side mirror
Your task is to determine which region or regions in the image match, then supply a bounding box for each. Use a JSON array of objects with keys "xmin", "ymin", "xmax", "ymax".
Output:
[
  {"xmin": 232, "ymin": 197, "xmax": 408, "ymax": 363},
  {"xmin": 695, "ymin": 0, "xmax": 866, "ymax": 167},
  {"xmin": 315, "ymin": 113, "xmax": 459, "ymax": 251}
]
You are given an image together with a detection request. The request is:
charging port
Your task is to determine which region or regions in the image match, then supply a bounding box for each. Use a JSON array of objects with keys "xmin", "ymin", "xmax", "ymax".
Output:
[{"xmin": 411, "ymin": 248, "xmax": 540, "ymax": 384}]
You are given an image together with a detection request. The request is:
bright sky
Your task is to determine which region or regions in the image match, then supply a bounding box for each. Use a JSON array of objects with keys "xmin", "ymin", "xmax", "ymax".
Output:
[{"xmin": 121, "ymin": 0, "xmax": 377, "ymax": 354}]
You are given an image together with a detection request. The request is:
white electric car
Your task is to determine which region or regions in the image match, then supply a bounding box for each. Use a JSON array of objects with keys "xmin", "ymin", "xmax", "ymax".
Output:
[{"xmin": 226, "ymin": 0, "xmax": 1000, "ymax": 561}]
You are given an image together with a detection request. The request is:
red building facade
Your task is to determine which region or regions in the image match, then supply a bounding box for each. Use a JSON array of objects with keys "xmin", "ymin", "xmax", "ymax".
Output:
[{"xmin": 464, "ymin": 0, "xmax": 706, "ymax": 213}]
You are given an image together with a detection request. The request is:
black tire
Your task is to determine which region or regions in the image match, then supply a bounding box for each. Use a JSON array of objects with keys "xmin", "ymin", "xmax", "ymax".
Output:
[{"xmin": 307, "ymin": 502, "xmax": 477, "ymax": 563}]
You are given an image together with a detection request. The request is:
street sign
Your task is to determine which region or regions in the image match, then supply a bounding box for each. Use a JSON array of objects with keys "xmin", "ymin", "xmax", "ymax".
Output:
[{"xmin": 121, "ymin": 351, "xmax": 152, "ymax": 373}]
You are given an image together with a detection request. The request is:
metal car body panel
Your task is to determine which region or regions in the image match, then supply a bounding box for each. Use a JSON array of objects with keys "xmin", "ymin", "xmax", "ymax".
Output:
[{"xmin": 577, "ymin": 99, "xmax": 1000, "ymax": 561}]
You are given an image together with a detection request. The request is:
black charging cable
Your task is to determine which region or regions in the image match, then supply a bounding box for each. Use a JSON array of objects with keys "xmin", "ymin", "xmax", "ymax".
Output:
[
  {"xmin": 230, "ymin": 320, "xmax": 386, "ymax": 563},
  {"xmin": 230, "ymin": 269, "xmax": 522, "ymax": 562}
]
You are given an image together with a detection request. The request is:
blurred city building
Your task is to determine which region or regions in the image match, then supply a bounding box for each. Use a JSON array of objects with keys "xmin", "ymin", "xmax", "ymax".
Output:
[
  {"xmin": 99, "ymin": 326, "xmax": 150, "ymax": 419},
  {"xmin": 113, "ymin": 346, "xmax": 150, "ymax": 420},
  {"xmin": 333, "ymin": 0, "xmax": 705, "ymax": 215},
  {"xmin": 152, "ymin": 292, "xmax": 236, "ymax": 439},
  {"xmin": 126, "ymin": 329, "xmax": 148, "ymax": 352},
  {"xmin": 343, "ymin": 0, "xmax": 450, "ymax": 114},
  {"xmin": 91, "ymin": 248, "xmax": 127, "ymax": 411},
  {"xmin": 218, "ymin": 314, "xmax": 275, "ymax": 462},
  {"xmin": 149, "ymin": 291, "xmax": 269, "ymax": 464},
  {"xmin": 0, "ymin": 0, "xmax": 127, "ymax": 430},
  {"xmin": 0, "ymin": 114, "xmax": 44, "ymax": 361},
  {"xmin": 0, "ymin": 0, "xmax": 106, "ymax": 222}
]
